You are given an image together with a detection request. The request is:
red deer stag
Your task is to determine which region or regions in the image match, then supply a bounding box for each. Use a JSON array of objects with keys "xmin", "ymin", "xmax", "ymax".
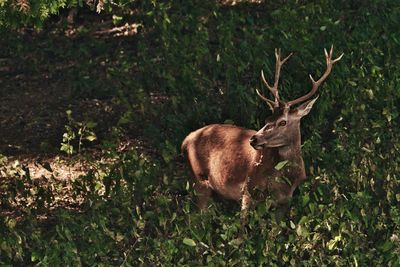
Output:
[{"xmin": 181, "ymin": 46, "xmax": 343, "ymax": 216}]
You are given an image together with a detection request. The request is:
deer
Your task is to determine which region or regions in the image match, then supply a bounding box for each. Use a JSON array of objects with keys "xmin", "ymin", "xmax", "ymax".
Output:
[{"xmin": 181, "ymin": 46, "xmax": 343, "ymax": 220}]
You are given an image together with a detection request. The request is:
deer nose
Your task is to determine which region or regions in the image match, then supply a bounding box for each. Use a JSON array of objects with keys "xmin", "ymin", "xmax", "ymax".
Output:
[{"xmin": 249, "ymin": 136, "xmax": 258, "ymax": 147}]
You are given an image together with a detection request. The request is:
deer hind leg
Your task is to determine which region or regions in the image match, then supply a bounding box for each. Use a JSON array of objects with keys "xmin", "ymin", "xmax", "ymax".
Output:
[
  {"xmin": 194, "ymin": 179, "xmax": 212, "ymax": 210},
  {"xmin": 184, "ymin": 150, "xmax": 212, "ymax": 210},
  {"xmin": 185, "ymin": 160, "xmax": 211, "ymax": 210}
]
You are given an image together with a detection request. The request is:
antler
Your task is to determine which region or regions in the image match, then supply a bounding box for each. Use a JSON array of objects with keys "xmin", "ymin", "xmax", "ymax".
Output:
[
  {"xmin": 256, "ymin": 48, "xmax": 293, "ymax": 110},
  {"xmin": 286, "ymin": 45, "xmax": 344, "ymax": 107}
]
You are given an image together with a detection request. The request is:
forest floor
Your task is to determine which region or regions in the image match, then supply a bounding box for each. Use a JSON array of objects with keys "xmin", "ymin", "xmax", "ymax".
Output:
[{"xmin": 0, "ymin": 13, "xmax": 141, "ymax": 182}]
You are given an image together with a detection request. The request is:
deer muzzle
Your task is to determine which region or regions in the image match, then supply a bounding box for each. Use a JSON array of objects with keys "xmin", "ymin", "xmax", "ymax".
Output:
[{"xmin": 249, "ymin": 135, "xmax": 264, "ymax": 150}]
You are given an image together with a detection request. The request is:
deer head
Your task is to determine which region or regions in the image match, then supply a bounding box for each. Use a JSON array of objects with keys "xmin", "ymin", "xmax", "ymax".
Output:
[{"xmin": 250, "ymin": 46, "xmax": 343, "ymax": 150}]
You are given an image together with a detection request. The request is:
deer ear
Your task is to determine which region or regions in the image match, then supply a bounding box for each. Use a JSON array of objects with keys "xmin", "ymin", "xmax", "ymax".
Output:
[{"xmin": 294, "ymin": 96, "xmax": 318, "ymax": 118}]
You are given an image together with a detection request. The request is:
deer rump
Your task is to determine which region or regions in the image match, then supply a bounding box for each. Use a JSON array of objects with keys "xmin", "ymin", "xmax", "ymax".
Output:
[{"xmin": 181, "ymin": 124, "xmax": 257, "ymax": 201}]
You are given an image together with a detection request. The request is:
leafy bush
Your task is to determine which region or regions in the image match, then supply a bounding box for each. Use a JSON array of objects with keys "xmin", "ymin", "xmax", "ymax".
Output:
[{"xmin": 0, "ymin": 0, "xmax": 135, "ymax": 28}]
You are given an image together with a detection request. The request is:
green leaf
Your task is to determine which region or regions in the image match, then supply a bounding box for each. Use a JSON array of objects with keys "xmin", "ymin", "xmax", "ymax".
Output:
[
  {"xmin": 298, "ymin": 216, "xmax": 308, "ymax": 225},
  {"xmin": 348, "ymin": 80, "xmax": 357, "ymax": 86},
  {"xmin": 327, "ymin": 235, "xmax": 341, "ymax": 250},
  {"xmin": 86, "ymin": 134, "xmax": 97, "ymax": 142},
  {"xmin": 380, "ymin": 241, "xmax": 393, "ymax": 252},
  {"xmin": 353, "ymin": 255, "xmax": 359, "ymax": 267},
  {"xmin": 185, "ymin": 181, "xmax": 190, "ymax": 191},
  {"xmin": 228, "ymin": 237, "xmax": 244, "ymax": 247},
  {"xmin": 86, "ymin": 121, "xmax": 97, "ymax": 128},
  {"xmin": 31, "ymin": 251, "xmax": 39, "ymax": 262},
  {"xmin": 296, "ymin": 225, "xmax": 303, "ymax": 236},
  {"xmin": 275, "ymin": 160, "xmax": 289, "ymax": 170},
  {"xmin": 302, "ymin": 194, "xmax": 310, "ymax": 207},
  {"xmin": 183, "ymin": 238, "xmax": 196, "ymax": 247},
  {"xmin": 223, "ymin": 119, "xmax": 235, "ymax": 125},
  {"xmin": 7, "ymin": 218, "xmax": 16, "ymax": 229},
  {"xmin": 115, "ymin": 233, "xmax": 125, "ymax": 242}
]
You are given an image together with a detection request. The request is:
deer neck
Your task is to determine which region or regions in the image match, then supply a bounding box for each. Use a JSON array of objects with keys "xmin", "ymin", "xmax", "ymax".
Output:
[
  {"xmin": 275, "ymin": 129, "xmax": 302, "ymax": 161},
  {"xmin": 256, "ymin": 129, "xmax": 302, "ymax": 165}
]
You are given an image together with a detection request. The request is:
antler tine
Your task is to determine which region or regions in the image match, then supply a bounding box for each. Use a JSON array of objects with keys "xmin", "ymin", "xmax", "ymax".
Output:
[
  {"xmin": 280, "ymin": 50, "xmax": 293, "ymax": 65},
  {"xmin": 287, "ymin": 46, "xmax": 343, "ymax": 107},
  {"xmin": 255, "ymin": 88, "xmax": 275, "ymax": 111},
  {"xmin": 261, "ymin": 69, "xmax": 273, "ymax": 91},
  {"xmin": 272, "ymin": 49, "xmax": 293, "ymax": 101},
  {"xmin": 259, "ymin": 69, "xmax": 279, "ymax": 110},
  {"xmin": 326, "ymin": 45, "xmax": 344, "ymax": 63},
  {"xmin": 257, "ymin": 49, "xmax": 292, "ymax": 109}
]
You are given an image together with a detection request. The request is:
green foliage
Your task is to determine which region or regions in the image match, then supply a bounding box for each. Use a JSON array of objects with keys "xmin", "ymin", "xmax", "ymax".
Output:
[
  {"xmin": 60, "ymin": 110, "xmax": 97, "ymax": 155},
  {"xmin": 0, "ymin": 0, "xmax": 137, "ymax": 29},
  {"xmin": 0, "ymin": 0, "xmax": 71, "ymax": 28},
  {"xmin": 1, "ymin": 0, "xmax": 400, "ymax": 266}
]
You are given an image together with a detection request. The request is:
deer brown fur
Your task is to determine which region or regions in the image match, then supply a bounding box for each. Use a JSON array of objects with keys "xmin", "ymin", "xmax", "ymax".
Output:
[{"xmin": 181, "ymin": 47, "xmax": 343, "ymax": 214}]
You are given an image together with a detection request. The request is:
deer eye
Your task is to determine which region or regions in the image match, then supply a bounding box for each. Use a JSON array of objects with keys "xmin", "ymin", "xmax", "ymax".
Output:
[{"xmin": 278, "ymin": 120, "xmax": 287, "ymax": 127}]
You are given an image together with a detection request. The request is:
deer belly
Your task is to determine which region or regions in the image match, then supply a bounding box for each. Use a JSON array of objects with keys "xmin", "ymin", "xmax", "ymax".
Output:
[{"xmin": 208, "ymin": 178, "xmax": 244, "ymax": 201}]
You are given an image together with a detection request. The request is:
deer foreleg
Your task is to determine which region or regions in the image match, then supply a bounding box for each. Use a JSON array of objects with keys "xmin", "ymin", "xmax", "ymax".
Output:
[{"xmin": 240, "ymin": 179, "xmax": 252, "ymax": 225}]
